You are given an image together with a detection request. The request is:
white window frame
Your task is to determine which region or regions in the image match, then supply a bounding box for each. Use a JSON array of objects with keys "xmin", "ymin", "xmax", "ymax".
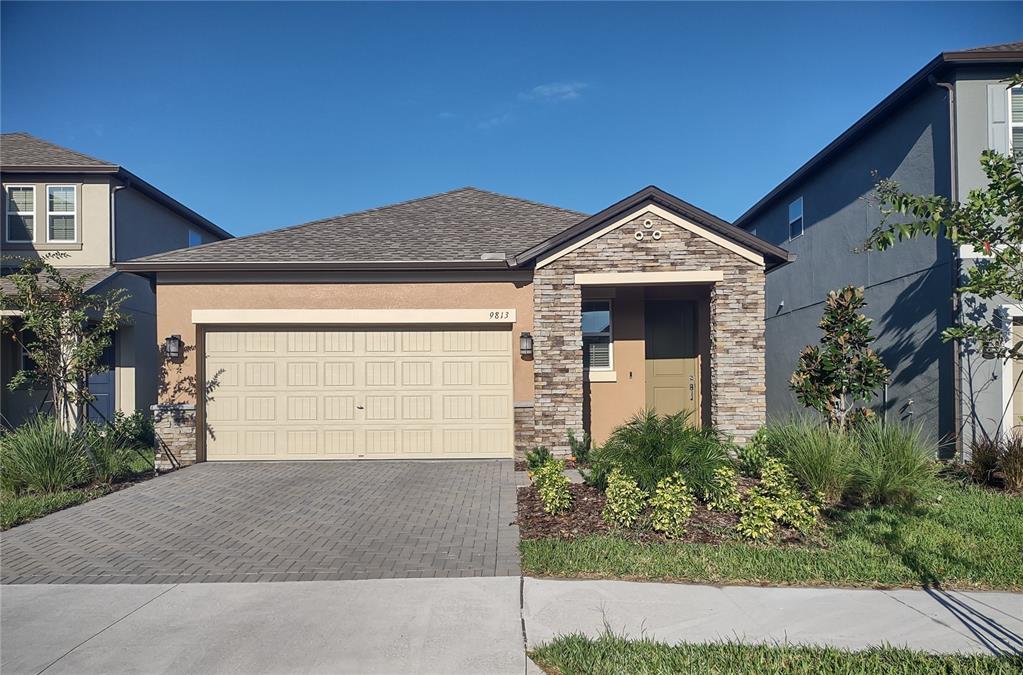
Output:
[
  {"xmin": 5, "ymin": 184, "xmax": 35, "ymax": 243},
  {"xmin": 582, "ymin": 299, "xmax": 614, "ymax": 371},
  {"xmin": 788, "ymin": 196, "xmax": 804, "ymax": 241},
  {"xmin": 1010, "ymin": 85, "xmax": 1023, "ymax": 156},
  {"xmin": 187, "ymin": 227, "xmax": 202, "ymax": 247},
  {"xmin": 46, "ymin": 185, "xmax": 77, "ymax": 243}
]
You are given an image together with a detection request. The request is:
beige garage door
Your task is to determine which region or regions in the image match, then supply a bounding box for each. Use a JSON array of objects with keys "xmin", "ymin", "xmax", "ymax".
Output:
[{"xmin": 203, "ymin": 327, "xmax": 513, "ymax": 460}]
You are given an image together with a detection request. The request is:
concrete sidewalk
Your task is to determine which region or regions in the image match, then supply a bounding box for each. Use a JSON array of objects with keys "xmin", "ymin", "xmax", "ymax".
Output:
[
  {"xmin": 3, "ymin": 578, "xmax": 1020, "ymax": 675},
  {"xmin": 1, "ymin": 578, "xmax": 526, "ymax": 675},
  {"xmin": 524, "ymin": 578, "xmax": 1023, "ymax": 656}
]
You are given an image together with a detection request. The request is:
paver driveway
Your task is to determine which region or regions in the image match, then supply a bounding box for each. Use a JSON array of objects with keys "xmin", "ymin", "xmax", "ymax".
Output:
[{"xmin": 0, "ymin": 460, "xmax": 520, "ymax": 584}]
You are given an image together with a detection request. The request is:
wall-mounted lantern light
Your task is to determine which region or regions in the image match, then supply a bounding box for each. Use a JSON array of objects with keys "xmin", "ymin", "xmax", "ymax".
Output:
[
  {"xmin": 519, "ymin": 331, "xmax": 534, "ymax": 358},
  {"xmin": 165, "ymin": 334, "xmax": 183, "ymax": 359}
]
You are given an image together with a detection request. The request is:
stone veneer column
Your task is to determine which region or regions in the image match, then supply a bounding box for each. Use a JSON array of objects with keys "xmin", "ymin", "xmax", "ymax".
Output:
[
  {"xmin": 532, "ymin": 266, "xmax": 584, "ymax": 456},
  {"xmin": 709, "ymin": 265, "xmax": 766, "ymax": 443},
  {"xmin": 151, "ymin": 403, "xmax": 197, "ymax": 470}
]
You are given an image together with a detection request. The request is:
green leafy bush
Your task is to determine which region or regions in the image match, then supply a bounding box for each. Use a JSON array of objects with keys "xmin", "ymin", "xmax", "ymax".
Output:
[
  {"xmin": 763, "ymin": 420, "xmax": 855, "ymax": 505},
  {"xmin": 533, "ymin": 459, "xmax": 572, "ymax": 514},
  {"xmin": 736, "ymin": 489, "xmax": 777, "ymax": 541},
  {"xmin": 0, "ymin": 416, "xmax": 90, "ymax": 494},
  {"xmin": 650, "ymin": 472, "xmax": 695, "ymax": 538},
  {"xmin": 735, "ymin": 430, "xmax": 770, "ymax": 477},
  {"xmin": 602, "ymin": 468, "xmax": 646, "ymax": 528},
  {"xmin": 999, "ymin": 430, "xmax": 1023, "ymax": 491},
  {"xmin": 526, "ymin": 446, "xmax": 552, "ymax": 471},
  {"xmin": 567, "ymin": 430, "xmax": 592, "ymax": 464},
  {"xmin": 704, "ymin": 465, "xmax": 741, "ymax": 512},
  {"xmin": 852, "ymin": 422, "xmax": 937, "ymax": 508},
  {"xmin": 586, "ymin": 410, "xmax": 728, "ymax": 495}
]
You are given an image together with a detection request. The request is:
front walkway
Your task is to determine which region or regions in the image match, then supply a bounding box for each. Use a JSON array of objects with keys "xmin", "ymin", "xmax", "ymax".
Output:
[
  {"xmin": 0, "ymin": 460, "xmax": 520, "ymax": 583},
  {"xmin": 2, "ymin": 578, "xmax": 1020, "ymax": 674}
]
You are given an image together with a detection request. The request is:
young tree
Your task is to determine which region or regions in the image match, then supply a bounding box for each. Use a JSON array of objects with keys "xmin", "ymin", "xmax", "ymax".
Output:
[
  {"xmin": 1, "ymin": 254, "xmax": 128, "ymax": 433},
  {"xmin": 863, "ymin": 149, "xmax": 1022, "ymax": 360},
  {"xmin": 790, "ymin": 285, "xmax": 891, "ymax": 429}
]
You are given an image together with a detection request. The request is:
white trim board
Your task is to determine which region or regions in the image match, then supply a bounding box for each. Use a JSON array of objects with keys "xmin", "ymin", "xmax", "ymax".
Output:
[
  {"xmin": 537, "ymin": 203, "xmax": 766, "ymax": 269},
  {"xmin": 575, "ymin": 271, "xmax": 724, "ymax": 286},
  {"xmin": 192, "ymin": 308, "xmax": 517, "ymax": 325},
  {"xmin": 1001, "ymin": 303, "xmax": 1023, "ymax": 435}
]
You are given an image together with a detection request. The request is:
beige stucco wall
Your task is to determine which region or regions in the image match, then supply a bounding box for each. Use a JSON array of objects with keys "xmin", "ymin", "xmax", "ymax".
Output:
[
  {"xmin": 155, "ymin": 275, "xmax": 536, "ymax": 408},
  {"xmin": 1, "ymin": 173, "xmax": 111, "ymax": 267},
  {"xmin": 115, "ymin": 187, "xmax": 219, "ymax": 261}
]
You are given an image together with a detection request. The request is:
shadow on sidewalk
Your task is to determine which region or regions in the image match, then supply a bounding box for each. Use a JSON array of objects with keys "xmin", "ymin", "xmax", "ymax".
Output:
[{"xmin": 926, "ymin": 587, "xmax": 1023, "ymax": 656}]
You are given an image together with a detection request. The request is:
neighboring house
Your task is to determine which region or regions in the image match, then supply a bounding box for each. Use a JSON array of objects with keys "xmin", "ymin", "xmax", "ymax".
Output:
[
  {"xmin": 118, "ymin": 186, "xmax": 790, "ymax": 468},
  {"xmin": 734, "ymin": 41, "xmax": 1023, "ymax": 455},
  {"xmin": 1, "ymin": 132, "xmax": 231, "ymax": 427}
]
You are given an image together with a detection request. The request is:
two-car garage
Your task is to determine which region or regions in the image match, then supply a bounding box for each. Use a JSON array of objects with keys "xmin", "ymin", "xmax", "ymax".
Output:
[{"xmin": 201, "ymin": 320, "xmax": 515, "ymax": 461}]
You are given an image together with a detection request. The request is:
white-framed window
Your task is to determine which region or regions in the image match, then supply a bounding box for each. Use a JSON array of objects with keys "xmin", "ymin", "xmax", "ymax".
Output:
[
  {"xmin": 582, "ymin": 300, "xmax": 613, "ymax": 370},
  {"xmin": 5, "ymin": 185, "xmax": 35, "ymax": 242},
  {"xmin": 788, "ymin": 196, "xmax": 804, "ymax": 240},
  {"xmin": 46, "ymin": 185, "xmax": 76, "ymax": 242},
  {"xmin": 1010, "ymin": 85, "xmax": 1023, "ymax": 159},
  {"xmin": 187, "ymin": 228, "xmax": 202, "ymax": 247}
]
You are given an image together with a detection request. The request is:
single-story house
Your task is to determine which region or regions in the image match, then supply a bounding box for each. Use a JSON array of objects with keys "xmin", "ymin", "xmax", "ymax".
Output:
[{"xmin": 118, "ymin": 186, "xmax": 791, "ymax": 468}]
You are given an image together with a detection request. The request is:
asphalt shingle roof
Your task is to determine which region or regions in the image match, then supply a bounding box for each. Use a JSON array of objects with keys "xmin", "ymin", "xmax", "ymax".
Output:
[
  {"xmin": 1, "ymin": 132, "xmax": 117, "ymax": 169},
  {"xmin": 130, "ymin": 187, "xmax": 588, "ymax": 264},
  {"xmin": 960, "ymin": 40, "xmax": 1023, "ymax": 53},
  {"xmin": 1, "ymin": 267, "xmax": 118, "ymax": 297}
]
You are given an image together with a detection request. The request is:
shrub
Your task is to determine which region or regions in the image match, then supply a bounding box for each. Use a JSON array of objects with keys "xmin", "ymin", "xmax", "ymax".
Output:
[
  {"xmin": 966, "ymin": 436, "xmax": 1001, "ymax": 485},
  {"xmin": 758, "ymin": 458, "xmax": 819, "ymax": 533},
  {"xmin": 533, "ymin": 459, "xmax": 572, "ymax": 514},
  {"xmin": 735, "ymin": 430, "xmax": 770, "ymax": 477},
  {"xmin": 736, "ymin": 489, "xmax": 777, "ymax": 541},
  {"xmin": 526, "ymin": 446, "xmax": 552, "ymax": 471},
  {"xmin": 0, "ymin": 416, "xmax": 90, "ymax": 494},
  {"xmin": 852, "ymin": 421, "xmax": 937, "ymax": 508},
  {"xmin": 567, "ymin": 430, "xmax": 592, "ymax": 464},
  {"xmin": 587, "ymin": 410, "xmax": 729, "ymax": 495},
  {"xmin": 108, "ymin": 411, "xmax": 155, "ymax": 449},
  {"xmin": 650, "ymin": 472, "xmax": 695, "ymax": 538},
  {"xmin": 83, "ymin": 424, "xmax": 141, "ymax": 484},
  {"xmin": 602, "ymin": 468, "xmax": 647, "ymax": 528},
  {"xmin": 762, "ymin": 420, "xmax": 855, "ymax": 505},
  {"xmin": 1000, "ymin": 430, "xmax": 1023, "ymax": 491},
  {"xmin": 704, "ymin": 465, "xmax": 741, "ymax": 512}
]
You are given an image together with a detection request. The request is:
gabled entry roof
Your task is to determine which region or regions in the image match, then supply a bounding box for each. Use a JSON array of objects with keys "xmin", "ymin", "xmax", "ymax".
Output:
[{"xmin": 119, "ymin": 185, "xmax": 791, "ymax": 272}]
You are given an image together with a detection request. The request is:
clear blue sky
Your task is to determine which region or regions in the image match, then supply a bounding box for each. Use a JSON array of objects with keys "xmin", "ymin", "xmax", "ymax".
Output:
[{"xmin": 3, "ymin": 2, "xmax": 1021, "ymax": 237}]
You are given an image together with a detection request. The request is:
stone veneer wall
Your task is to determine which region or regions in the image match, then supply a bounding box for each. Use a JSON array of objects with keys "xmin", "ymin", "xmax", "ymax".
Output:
[
  {"xmin": 513, "ymin": 404, "xmax": 535, "ymax": 462},
  {"xmin": 533, "ymin": 210, "xmax": 766, "ymax": 454},
  {"xmin": 152, "ymin": 403, "xmax": 197, "ymax": 470}
]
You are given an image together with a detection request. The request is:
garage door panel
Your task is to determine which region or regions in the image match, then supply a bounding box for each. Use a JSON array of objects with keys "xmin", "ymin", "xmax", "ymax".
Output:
[{"xmin": 205, "ymin": 327, "xmax": 513, "ymax": 460}]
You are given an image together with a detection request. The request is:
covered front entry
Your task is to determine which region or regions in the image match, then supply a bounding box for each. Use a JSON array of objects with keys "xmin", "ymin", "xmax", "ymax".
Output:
[
  {"xmin": 583, "ymin": 283, "xmax": 712, "ymax": 444},
  {"xmin": 203, "ymin": 327, "xmax": 514, "ymax": 460}
]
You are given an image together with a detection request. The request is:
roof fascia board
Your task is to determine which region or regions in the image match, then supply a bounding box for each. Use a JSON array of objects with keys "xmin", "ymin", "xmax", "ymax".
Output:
[
  {"xmin": 116, "ymin": 259, "xmax": 511, "ymax": 273},
  {"xmin": 734, "ymin": 49, "xmax": 1023, "ymax": 227}
]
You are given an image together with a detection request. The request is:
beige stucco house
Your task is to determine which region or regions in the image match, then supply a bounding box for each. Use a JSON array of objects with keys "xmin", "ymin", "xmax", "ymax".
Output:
[
  {"xmin": 1, "ymin": 133, "xmax": 231, "ymax": 427},
  {"xmin": 119, "ymin": 186, "xmax": 790, "ymax": 468}
]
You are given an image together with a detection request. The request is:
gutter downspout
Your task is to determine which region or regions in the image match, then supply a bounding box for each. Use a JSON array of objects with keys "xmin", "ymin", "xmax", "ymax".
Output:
[
  {"xmin": 930, "ymin": 74, "xmax": 962, "ymax": 456},
  {"xmin": 110, "ymin": 180, "xmax": 130, "ymax": 263}
]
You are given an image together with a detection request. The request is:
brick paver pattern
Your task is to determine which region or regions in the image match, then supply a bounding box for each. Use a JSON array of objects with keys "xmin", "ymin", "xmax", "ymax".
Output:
[{"xmin": 1, "ymin": 460, "xmax": 520, "ymax": 584}]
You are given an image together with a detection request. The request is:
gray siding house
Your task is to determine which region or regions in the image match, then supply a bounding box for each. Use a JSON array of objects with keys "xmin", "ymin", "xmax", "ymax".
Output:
[
  {"xmin": 735, "ymin": 41, "xmax": 1023, "ymax": 455},
  {"xmin": 1, "ymin": 133, "xmax": 232, "ymax": 427}
]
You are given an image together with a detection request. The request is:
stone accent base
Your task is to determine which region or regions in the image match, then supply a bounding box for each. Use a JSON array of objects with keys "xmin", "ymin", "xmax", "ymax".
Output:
[
  {"xmin": 152, "ymin": 404, "xmax": 197, "ymax": 471},
  {"xmin": 514, "ymin": 403, "xmax": 535, "ymax": 462}
]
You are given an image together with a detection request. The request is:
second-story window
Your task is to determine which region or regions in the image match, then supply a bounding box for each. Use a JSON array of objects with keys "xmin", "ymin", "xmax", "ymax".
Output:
[
  {"xmin": 1011, "ymin": 86, "xmax": 1023, "ymax": 159},
  {"xmin": 47, "ymin": 185, "xmax": 76, "ymax": 242},
  {"xmin": 6, "ymin": 185, "xmax": 35, "ymax": 242},
  {"xmin": 788, "ymin": 197, "xmax": 804, "ymax": 241}
]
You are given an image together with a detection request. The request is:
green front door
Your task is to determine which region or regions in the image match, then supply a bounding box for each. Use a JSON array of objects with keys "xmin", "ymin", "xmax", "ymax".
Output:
[{"xmin": 644, "ymin": 299, "xmax": 700, "ymax": 422}]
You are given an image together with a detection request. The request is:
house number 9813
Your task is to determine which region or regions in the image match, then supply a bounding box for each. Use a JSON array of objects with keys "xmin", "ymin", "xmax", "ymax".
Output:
[{"xmin": 489, "ymin": 311, "xmax": 510, "ymax": 320}]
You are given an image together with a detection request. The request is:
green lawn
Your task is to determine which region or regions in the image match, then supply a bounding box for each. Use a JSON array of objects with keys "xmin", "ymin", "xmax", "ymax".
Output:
[
  {"xmin": 530, "ymin": 634, "xmax": 1023, "ymax": 675},
  {"xmin": 521, "ymin": 482, "xmax": 1023, "ymax": 590},
  {"xmin": 1, "ymin": 486, "xmax": 112, "ymax": 530}
]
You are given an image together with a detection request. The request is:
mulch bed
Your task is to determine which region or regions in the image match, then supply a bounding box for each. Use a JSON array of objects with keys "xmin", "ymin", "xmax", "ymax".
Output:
[{"xmin": 517, "ymin": 478, "xmax": 807, "ymax": 546}]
